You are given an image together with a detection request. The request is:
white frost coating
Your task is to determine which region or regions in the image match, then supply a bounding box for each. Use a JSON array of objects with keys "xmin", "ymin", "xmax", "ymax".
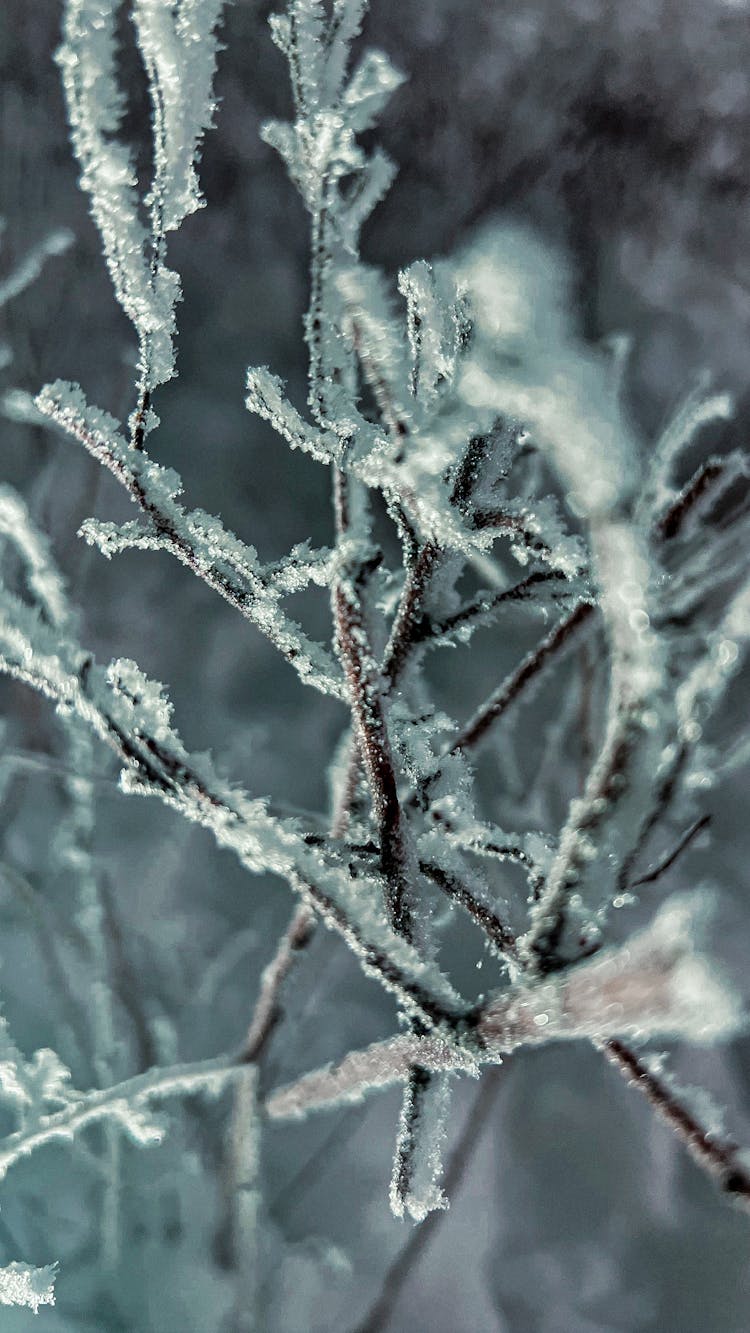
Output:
[
  {"xmin": 78, "ymin": 516, "xmax": 160, "ymax": 559},
  {"xmin": 0, "ymin": 1008, "xmax": 78, "ymax": 1123},
  {"xmin": 640, "ymin": 378, "xmax": 734, "ymax": 522},
  {"xmin": 0, "ymin": 577, "xmax": 463, "ymax": 1025},
  {"xmin": 36, "ymin": 379, "xmax": 346, "ymax": 698},
  {"xmin": 0, "ymin": 1055, "xmax": 243, "ymax": 1184},
  {"xmin": 57, "ymin": 0, "xmax": 178, "ymax": 390},
  {"xmin": 343, "ymin": 49, "xmax": 406, "ymax": 132},
  {"xmin": 133, "ymin": 0, "xmax": 225, "ymax": 233},
  {"xmin": 492, "ymin": 893, "xmax": 744, "ymax": 1049},
  {"xmin": 339, "ymin": 148, "xmax": 397, "ymax": 256},
  {"xmin": 9, "ymin": 0, "xmax": 747, "ymax": 1239},
  {"xmin": 107, "ymin": 658, "xmax": 175, "ymax": 743},
  {"xmin": 454, "ymin": 227, "xmax": 669, "ymax": 960},
  {"xmin": 245, "ymin": 367, "xmax": 341, "ymax": 464},
  {"xmin": 266, "ymin": 1035, "xmax": 478, "ymax": 1121},
  {"xmin": 398, "ymin": 260, "xmax": 460, "ymax": 408},
  {"xmin": 0, "ymin": 1262, "xmax": 57, "ymax": 1313},
  {"xmin": 337, "ymin": 266, "xmax": 412, "ymax": 433},
  {"xmin": 455, "ymin": 222, "xmax": 638, "ymax": 519},
  {"xmin": 390, "ymin": 1071, "xmax": 452, "ymax": 1222},
  {"xmin": 58, "ymin": 0, "xmax": 225, "ymax": 399}
]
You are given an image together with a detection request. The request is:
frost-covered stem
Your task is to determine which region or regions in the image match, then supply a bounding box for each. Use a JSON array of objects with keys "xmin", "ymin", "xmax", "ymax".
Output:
[
  {"xmin": 220, "ymin": 876, "xmax": 316, "ymax": 1285},
  {"xmin": 38, "ymin": 395, "xmax": 342, "ymax": 697},
  {"xmin": 348, "ymin": 315, "xmax": 410, "ymax": 444},
  {"xmin": 525, "ymin": 518, "xmax": 667, "ymax": 971},
  {"xmin": 0, "ymin": 1055, "xmax": 244, "ymax": 1182},
  {"xmin": 267, "ymin": 894, "xmax": 743, "ymax": 1120},
  {"xmin": 133, "ymin": 23, "xmax": 169, "ymax": 442},
  {"xmin": 332, "ymin": 470, "xmax": 414, "ymax": 939},
  {"xmin": 419, "ymin": 861, "xmax": 519, "ymax": 962},
  {"xmin": 354, "ymin": 1067, "xmax": 504, "ymax": 1333},
  {"xmin": 266, "ymin": 1033, "xmax": 478, "ymax": 1120},
  {"xmin": 334, "ymin": 535, "xmax": 441, "ymax": 840},
  {"xmin": 0, "ymin": 489, "xmax": 124, "ymax": 1261},
  {"xmin": 602, "ymin": 1040, "xmax": 750, "ymax": 1208},
  {"xmin": 307, "ymin": 195, "xmax": 335, "ymax": 426},
  {"xmin": 0, "ymin": 629, "xmax": 462, "ymax": 1029},
  {"xmin": 331, "ymin": 467, "xmax": 432, "ymax": 1211},
  {"xmin": 63, "ymin": 733, "xmax": 122, "ymax": 1267},
  {"xmin": 382, "ymin": 540, "xmax": 441, "ymax": 685},
  {"xmin": 422, "ymin": 569, "xmax": 576, "ymax": 645},
  {"xmin": 130, "ymin": 385, "xmax": 152, "ymax": 453},
  {"xmin": 389, "ymin": 1062, "xmax": 433, "ymax": 1219}
]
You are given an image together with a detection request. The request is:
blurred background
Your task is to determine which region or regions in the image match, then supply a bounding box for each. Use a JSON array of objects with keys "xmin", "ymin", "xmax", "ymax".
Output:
[{"xmin": 0, "ymin": 1, "xmax": 749, "ymax": 1328}]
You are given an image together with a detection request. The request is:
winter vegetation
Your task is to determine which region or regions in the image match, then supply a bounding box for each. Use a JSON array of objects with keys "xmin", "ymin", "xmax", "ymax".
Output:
[{"xmin": 0, "ymin": 0, "xmax": 749, "ymax": 1328}]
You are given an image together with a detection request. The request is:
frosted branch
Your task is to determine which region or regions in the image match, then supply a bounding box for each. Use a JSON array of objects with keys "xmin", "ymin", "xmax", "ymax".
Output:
[
  {"xmin": 36, "ymin": 380, "xmax": 345, "ymax": 697},
  {"xmin": 268, "ymin": 894, "xmax": 744, "ymax": 1119}
]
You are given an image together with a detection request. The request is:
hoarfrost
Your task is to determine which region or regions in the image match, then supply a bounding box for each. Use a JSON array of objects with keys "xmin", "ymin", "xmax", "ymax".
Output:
[{"xmin": 0, "ymin": 1262, "xmax": 57, "ymax": 1313}]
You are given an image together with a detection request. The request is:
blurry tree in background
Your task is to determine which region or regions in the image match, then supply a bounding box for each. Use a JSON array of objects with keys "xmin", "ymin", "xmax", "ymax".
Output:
[{"xmin": 0, "ymin": 2, "xmax": 749, "ymax": 1331}]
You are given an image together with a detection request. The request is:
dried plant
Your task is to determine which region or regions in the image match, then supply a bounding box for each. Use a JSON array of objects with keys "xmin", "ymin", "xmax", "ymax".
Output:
[{"xmin": 0, "ymin": 0, "xmax": 748, "ymax": 1323}]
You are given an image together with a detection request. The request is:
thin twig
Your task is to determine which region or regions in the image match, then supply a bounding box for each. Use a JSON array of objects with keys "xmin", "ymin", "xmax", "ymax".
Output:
[
  {"xmin": 332, "ymin": 471, "xmax": 414, "ymax": 939},
  {"xmin": 422, "ymin": 570, "xmax": 576, "ymax": 645},
  {"xmin": 419, "ymin": 861, "xmax": 519, "ymax": 962},
  {"xmin": 631, "ymin": 815, "xmax": 711, "ymax": 889},
  {"xmin": 603, "ymin": 1040, "xmax": 750, "ymax": 1208},
  {"xmin": 352, "ymin": 1068, "xmax": 504, "ymax": 1333},
  {"xmin": 37, "ymin": 396, "xmax": 344, "ymax": 698},
  {"xmin": 449, "ymin": 601, "xmax": 594, "ymax": 758},
  {"xmin": 656, "ymin": 457, "xmax": 732, "ymax": 541},
  {"xmin": 239, "ymin": 905, "xmax": 316, "ymax": 1064}
]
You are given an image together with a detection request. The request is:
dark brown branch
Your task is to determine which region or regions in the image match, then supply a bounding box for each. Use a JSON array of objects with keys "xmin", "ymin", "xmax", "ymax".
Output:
[
  {"xmin": 631, "ymin": 815, "xmax": 711, "ymax": 889},
  {"xmin": 449, "ymin": 432, "xmax": 492, "ymax": 512},
  {"xmin": 603, "ymin": 1040, "xmax": 750, "ymax": 1208},
  {"xmin": 419, "ymin": 861, "xmax": 519, "ymax": 962},
  {"xmin": 615, "ymin": 743, "xmax": 689, "ymax": 895},
  {"xmin": 422, "ymin": 569, "xmax": 575, "ymax": 644},
  {"xmin": 332, "ymin": 473, "xmax": 414, "ymax": 940},
  {"xmin": 425, "ymin": 807, "xmax": 545, "ymax": 898},
  {"xmin": 446, "ymin": 600, "xmax": 594, "ymax": 759},
  {"xmin": 12, "ymin": 653, "xmax": 464, "ymax": 1034},
  {"xmin": 130, "ymin": 387, "xmax": 151, "ymax": 453},
  {"xmin": 239, "ymin": 904, "xmax": 316, "ymax": 1065},
  {"xmin": 656, "ymin": 458, "xmax": 729, "ymax": 541},
  {"xmin": 382, "ymin": 541, "xmax": 441, "ymax": 684},
  {"xmin": 471, "ymin": 506, "xmax": 554, "ymax": 563},
  {"xmin": 390, "ymin": 1062, "xmax": 432, "ymax": 1217}
]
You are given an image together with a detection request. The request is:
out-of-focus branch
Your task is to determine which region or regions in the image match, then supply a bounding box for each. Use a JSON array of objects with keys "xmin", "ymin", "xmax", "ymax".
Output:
[{"xmin": 602, "ymin": 1040, "xmax": 750, "ymax": 1209}]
